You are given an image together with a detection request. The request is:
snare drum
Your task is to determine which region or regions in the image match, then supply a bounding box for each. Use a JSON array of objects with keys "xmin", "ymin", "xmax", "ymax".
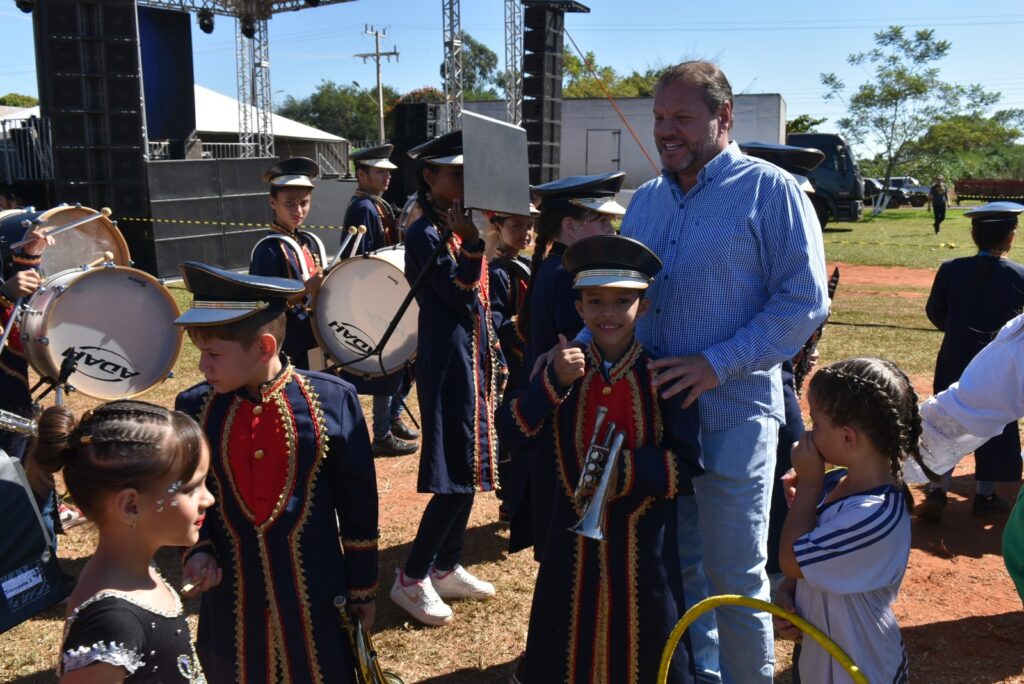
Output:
[
  {"xmin": 312, "ymin": 246, "xmax": 418, "ymax": 388},
  {"xmin": 0, "ymin": 205, "xmax": 131, "ymax": 278},
  {"xmin": 19, "ymin": 265, "xmax": 183, "ymax": 400}
]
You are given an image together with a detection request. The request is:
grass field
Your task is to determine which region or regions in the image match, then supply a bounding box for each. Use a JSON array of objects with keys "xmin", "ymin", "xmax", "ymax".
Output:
[{"xmin": 3, "ymin": 209, "xmax": 1020, "ymax": 683}]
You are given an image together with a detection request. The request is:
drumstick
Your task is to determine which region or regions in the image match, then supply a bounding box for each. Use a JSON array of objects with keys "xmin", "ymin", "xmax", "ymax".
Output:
[
  {"xmin": 329, "ymin": 225, "xmax": 360, "ymax": 266},
  {"xmin": 11, "ymin": 207, "xmax": 112, "ymax": 249},
  {"xmin": 349, "ymin": 225, "xmax": 368, "ymax": 258},
  {"xmin": 85, "ymin": 251, "xmax": 115, "ymax": 268}
]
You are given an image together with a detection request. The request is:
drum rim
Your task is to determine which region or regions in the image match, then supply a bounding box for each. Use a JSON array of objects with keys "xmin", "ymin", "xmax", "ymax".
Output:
[
  {"xmin": 21, "ymin": 265, "xmax": 183, "ymax": 400},
  {"xmin": 311, "ymin": 254, "xmax": 418, "ymax": 378},
  {"xmin": 4, "ymin": 205, "xmax": 133, "ymax": 271}
]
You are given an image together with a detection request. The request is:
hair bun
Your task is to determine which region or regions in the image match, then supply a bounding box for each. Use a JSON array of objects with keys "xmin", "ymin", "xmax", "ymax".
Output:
[{"xmin": 31, "ymin": 406, "xmax": 79, "ymax": 474}]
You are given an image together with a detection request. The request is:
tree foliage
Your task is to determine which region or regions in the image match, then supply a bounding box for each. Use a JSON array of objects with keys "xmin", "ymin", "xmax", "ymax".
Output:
[
  {"xmin": 786, "ymin": 114, "xmax": 827, "ymax": 136},
  {"xmin": 276, "ymin": 81, "xmax": 400, "ymax": 142},
  {"xmin": 0, "ymin": 93, "xmax": 38, "ymax": 107},
  {"xmin": 822, "ymin": 26, "xmax": 999, "ymax": 210},
  {"xmin": 562, "ymin": 50, "xmax": 660, "ymax": 99},
  {"xmin": 440, "ymin": 32, "xmax": 501, "ymax": 101}
]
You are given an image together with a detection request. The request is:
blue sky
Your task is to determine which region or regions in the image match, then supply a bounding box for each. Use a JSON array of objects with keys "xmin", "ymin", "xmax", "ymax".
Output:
[{"xmin": 2, "ymin": 0, "xmax": 1023, "ymax": 153}]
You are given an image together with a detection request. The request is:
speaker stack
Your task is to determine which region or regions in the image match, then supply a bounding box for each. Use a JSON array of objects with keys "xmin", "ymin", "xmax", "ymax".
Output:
[
  {"xmin": 522, "ymin": 1, "xmax": 589, "ymax": 185},
  {"xmin": 385, "ymin": 102, "xmax": 445, "ymax": 206},
  {"xmin": 33, "ymin": 0, "xmax": 149, "ymax": 216}
]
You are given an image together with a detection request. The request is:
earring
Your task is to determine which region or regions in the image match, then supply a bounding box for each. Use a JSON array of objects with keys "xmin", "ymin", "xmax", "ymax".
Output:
[{"xmin": 129, "ymin": 519, "xmax": 137, "ymax": 530}]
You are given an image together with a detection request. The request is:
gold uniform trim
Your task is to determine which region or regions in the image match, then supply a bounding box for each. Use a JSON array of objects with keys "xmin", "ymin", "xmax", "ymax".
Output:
[
  {"xmin": 625, "ymin": 499, "xmax": 654, "ymax": 683},
  {"xmin": 341, "ymin": 537, "xmax": 380, "ymax": 551}
]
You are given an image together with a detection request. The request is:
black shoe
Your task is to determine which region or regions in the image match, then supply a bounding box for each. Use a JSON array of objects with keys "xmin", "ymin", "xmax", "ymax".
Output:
[
  {"xmin": 391, "ymin": 418, "xmax": 420, "ymax": 440},
  {"xmin": 971, "ymin": 493, "xmax": 1010, "ymax": 516},
  {"xmin": 915, "ymin": 488, "xmax": 947, "ymax": 523},
  {"xmin": 372, "ymin": 433, "xmax": 419, "ymax": 456}
]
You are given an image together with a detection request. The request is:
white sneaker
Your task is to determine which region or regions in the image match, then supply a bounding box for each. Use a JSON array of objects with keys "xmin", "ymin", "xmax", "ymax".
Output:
[
  {"xmin": 389, "ymin": 569, "xmax": 454, "ymax": 626},
  {"xmin": 429, "ymin": 564, "xmax": 496, "ymax": 600}
]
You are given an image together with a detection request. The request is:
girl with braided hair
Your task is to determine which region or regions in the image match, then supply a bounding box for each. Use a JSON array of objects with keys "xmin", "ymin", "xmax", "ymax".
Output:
[
  {"xmin": 774, "ymin": 357, "xmax": 917, "ymax": 684},
  {"xmin": 33, "ymin": 401, "xmax": 213, "ymax": 683}
]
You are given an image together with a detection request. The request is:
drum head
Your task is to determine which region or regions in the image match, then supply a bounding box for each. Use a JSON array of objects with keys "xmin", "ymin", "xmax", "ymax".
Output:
[
  {"xmin": 0, "ymin": 206, "xmax": 131, "ymax": 278},
  {"xmin": 31, "ymin": 267, "xmax": 182, "ymax": 399},
  {"xmin": 313, "ymin": 251, "xmax": 418, "ymax": 377}
]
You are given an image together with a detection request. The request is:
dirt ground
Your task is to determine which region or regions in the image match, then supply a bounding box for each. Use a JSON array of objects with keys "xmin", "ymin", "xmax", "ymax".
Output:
[{"xmin": 4, "ymin": 260, "xmax": 1023, "ymax": 682}]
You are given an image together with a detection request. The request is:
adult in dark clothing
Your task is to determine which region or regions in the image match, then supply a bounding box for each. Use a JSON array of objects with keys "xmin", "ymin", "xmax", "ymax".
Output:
[
  {"xmin": 765, "ymin": 360, "xmax": 805, "ymax": 577},
  {"xmin": 389, "ymin": 131, "xmax": 506, "ymax": 627},
  {"xmin": 929, "ymin": 175, "xmax": 950, "ymax": 234},
  {"xmin": 342, "ymin": 144, "xmax": 419, "ymax": 457},
  {"xmin": 918, "ymin": 201, "xmax": 1024, "ymax": 522}
]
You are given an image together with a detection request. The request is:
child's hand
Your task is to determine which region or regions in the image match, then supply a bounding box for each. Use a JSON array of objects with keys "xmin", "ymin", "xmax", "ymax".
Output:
[
  {"xmin": 182, "ymin": 552, "xmax": 222, "ymax": 597},
  {"xmin": 19, "ymin": 228, "xmax": 54, "ymax": 257},
  {"xmin": 781, "ymin": 465, "xmax": 798, "ymax": 507},
  {"xmin": 773, "ymin": 578, "xmax": 803, "ymax": 643},
  {"xmin": 790, "ymin": 433, "xmax": 825, "ymax": 483},
  {"xmin": 1, "ymin": 270, "xmax": 42, "ymax": 299},
  {"xmin": 552, "ymin": 334, "xmax": 585, "ymax": 387}
]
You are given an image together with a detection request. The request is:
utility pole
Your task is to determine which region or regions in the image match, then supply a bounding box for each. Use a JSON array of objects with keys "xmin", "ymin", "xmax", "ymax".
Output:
[{"xmin": 356, "ymin": 26, "xmax": 399, "ymax": 145}]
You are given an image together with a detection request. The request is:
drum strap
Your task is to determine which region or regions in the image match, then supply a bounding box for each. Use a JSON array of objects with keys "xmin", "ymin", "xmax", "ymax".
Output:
[{"xmin": 251, "ymin": 234, "xmax": 313, "ymax": 280}]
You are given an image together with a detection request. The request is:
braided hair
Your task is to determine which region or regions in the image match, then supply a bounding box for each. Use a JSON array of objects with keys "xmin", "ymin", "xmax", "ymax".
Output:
[
  {"xmin": 518, "ymin": 201, "xmax": 590, "ymax": 341},
  {"xmin": 30, "ymin": 400, "xmax": 205, "ymax": 520},
  {"xmin": 808, "ymin": 357, "xmax": 923, "ymax": 490}
]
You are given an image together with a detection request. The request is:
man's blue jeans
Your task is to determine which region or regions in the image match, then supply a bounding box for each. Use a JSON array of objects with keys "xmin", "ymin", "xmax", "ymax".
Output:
[
  {"xmin": 371, "ymin": 393, "xmax": 406, "ymax": 441},
  {"xmin": 679, "ymin": 415, "xmax": 778, "ymax": 683}
]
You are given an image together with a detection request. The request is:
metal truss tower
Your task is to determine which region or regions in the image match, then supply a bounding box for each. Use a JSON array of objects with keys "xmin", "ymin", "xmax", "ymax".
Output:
[
  {"xmin": 235, "ymin": 15, "xmax": 274, "ymax": 158},
  {"xmin": 504, "ymin": 0, "xmax": 523, "ymax": 126},
  {"xmin": 441, "ymin": 0, "xmax": 463, "ymax": 130}
]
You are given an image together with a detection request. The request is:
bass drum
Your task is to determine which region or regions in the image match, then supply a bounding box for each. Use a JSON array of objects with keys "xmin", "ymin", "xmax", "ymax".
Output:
[
  {"xmin": 312, "ymin": 246, "xmax": 417, "ymax": 392},
  {"xmin": 0, "ymin": 205, "xmax": 131, "ymax": 278},
  {"xmin": 19, "ymin": 265, "xmax": 183, "ymax": 400}
]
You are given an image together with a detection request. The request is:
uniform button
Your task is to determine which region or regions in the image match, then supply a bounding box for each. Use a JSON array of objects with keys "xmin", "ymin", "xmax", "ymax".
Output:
[
  {"xmin": 254, "ymin": 449, "xmax": 265, "ymax": 460},
  {"xmin": 602, "ymin": 387, "xmax": 612, "ymax": 396},
  {"xmin": 253, "ymin": 405, "xmax": 263, "ymax": 416}
]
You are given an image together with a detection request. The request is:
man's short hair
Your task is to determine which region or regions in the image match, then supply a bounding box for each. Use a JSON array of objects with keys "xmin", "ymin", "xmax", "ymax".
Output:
[
  {"xmin": 187, "ymin": 309, "xmax": 287, "ymax": 349},
  {"xmin": 655, "ymin": 61, "xmax": 733, "ymax": 115}
]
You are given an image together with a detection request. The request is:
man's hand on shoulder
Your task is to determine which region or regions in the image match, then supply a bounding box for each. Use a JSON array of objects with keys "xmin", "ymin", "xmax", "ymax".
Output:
[{"xmin": 647, "ymin": 354, "xmax": 720, "ymax": 408}]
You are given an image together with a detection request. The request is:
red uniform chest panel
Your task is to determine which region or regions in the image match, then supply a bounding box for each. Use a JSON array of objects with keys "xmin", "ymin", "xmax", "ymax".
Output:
[
  {"xmin": 579, "ymin": 372, "xmax": 642, "ymax": 458},
  {"xmin": 227, "ymin": 400, "xmax": 292, "ymax": 525},
  {"xmin": 300, "ymin": 244, "xmax": 317, "ymax": 274}
]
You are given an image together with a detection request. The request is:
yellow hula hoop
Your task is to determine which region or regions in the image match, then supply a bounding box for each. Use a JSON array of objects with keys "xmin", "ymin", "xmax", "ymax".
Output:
[{"xmin": 656, "ymin": 594, "xmax": 868, "ymax": 684}]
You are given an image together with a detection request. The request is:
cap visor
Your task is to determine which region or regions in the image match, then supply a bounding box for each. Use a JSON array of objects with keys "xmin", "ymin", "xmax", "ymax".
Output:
[{"xmin": 570, "ymin": 197, "xmax": 626, "ymax": 216}]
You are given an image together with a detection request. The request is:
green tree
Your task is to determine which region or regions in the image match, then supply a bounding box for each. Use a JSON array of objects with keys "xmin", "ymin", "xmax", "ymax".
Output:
[
  {"xmin": 0, "ymin": 93, "xmax": 38, "ymax": 107},
  {"xmin": 277, "ymin": 81, "xmax": 400, "ymax": 142},
  {"xmin": 786, "ymin": 114, "xmax": 827, "ymax": 136},
  {"xmin": 822, "ymin": 26, "xmax": 999, "ymax": 212},
  {"xmin": 440, "ymin": 32, "xmax": 501, "ymax": 100},
  {"xmin": 904, "ymin": 110, "xmax": 1024, "ymax": 182},
  {"xmin": 562, "ymin": 51, "xmax": 659, "ymax": 99}
]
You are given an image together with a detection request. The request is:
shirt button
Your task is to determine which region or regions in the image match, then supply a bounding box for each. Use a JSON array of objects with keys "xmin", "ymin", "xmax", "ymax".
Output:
[
  {"xmin": 254, "ymin": 449, "xmax": 265, "ymax": 460},
  {"xmin": 670, "ymin": 240, "xmax": 677, "ymax": 246},
  {"xmin": 253, "ymin": 405, "xmax": 263, "ymax": 416}
]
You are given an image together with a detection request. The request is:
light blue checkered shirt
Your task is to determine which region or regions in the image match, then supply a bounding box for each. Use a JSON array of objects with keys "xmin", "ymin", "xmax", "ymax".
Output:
[{"xmin": 612, "ymin": 142, "xmax": 829, "ymax": 431}]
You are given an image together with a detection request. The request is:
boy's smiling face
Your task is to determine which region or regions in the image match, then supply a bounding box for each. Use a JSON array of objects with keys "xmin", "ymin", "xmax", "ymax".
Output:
[{"xmin": 575, "ymin": 286, "xmax": 649, "ymax": 361}]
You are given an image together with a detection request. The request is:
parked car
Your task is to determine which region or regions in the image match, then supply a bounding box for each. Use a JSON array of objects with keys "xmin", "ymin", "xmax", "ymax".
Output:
[
  {"xmin": 888, "ymin": 177, "xmax": 931, "ymax": 207},
  {"xmin": 865, "ymin": 178, "xmax": 911, "ymax": 206}
]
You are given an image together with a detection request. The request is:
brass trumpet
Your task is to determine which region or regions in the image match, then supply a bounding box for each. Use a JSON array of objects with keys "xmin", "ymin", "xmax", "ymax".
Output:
[
  {"xmin": 0, "ymin": 408, "xmax": 37, "ymax": 437},
  {"xmin": 333, "ymin": 596, "xmax": 405, "ymax": 684},
  {"xmin": 570, "ymin": 406, "xmax": 626, "ymax": 541}
]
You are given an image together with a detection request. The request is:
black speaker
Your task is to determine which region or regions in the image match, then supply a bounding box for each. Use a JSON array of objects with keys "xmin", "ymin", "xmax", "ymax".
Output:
[
  {"xmin": 522, "ymin": 4, "xmax": 567, "ymax": 184},
  {"xmin": 385, "ymin": 102, "xmax": 444, "ymax": 206},
  {"xmin": 35, "ymin": 0, "xmax": 149, "ymax": 220}
]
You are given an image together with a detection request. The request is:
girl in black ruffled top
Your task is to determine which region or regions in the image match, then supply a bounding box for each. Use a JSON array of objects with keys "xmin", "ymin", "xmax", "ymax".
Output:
[{"xmin": 31, "ymin": 401, "xmax": 214, "ymax": 683}]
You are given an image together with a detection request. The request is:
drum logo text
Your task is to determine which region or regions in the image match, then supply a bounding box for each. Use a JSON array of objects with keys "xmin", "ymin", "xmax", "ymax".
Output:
[
  {"xmin": 61, "ymin": 346, "xmax": 140, "ymax": 382},
  {"xmin": 327, "ymin": 320, "xmax": 376, "ymax": 356}
]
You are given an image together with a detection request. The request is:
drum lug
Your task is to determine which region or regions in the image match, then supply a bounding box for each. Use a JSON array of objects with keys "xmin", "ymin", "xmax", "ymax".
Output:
[
  {"xmin": 167, "ymin": 371, "xmax": 175, "ymax": 379},
  {"xmin": 53, "ymin": 285, "xmax": 65, "ymax": 295},
  {"xmin": 36, "ymin": 336, "xmax": 49, "ymax": 346}
]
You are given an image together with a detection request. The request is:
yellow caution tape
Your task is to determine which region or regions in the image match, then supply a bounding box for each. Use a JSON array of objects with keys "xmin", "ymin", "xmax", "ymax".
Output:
[
  {"xmin": 825, "ymin": 239, "xmax": 958, "ymax": 249},
  {"xmin": 657, "ymin": 594, "xmax": 868, "ymax": 684},
  {"xmin": 117, "ymin": 216, "xmax": 349, "ymax": 231}
]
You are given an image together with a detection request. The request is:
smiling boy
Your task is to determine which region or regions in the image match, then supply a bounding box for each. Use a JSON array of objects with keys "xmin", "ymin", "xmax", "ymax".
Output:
[{"xmin": 498, "ymin": 234, "xmax": 703, "ymax": 684}]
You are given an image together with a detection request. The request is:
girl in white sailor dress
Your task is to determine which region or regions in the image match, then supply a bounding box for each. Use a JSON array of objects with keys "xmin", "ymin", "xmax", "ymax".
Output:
[{"xmin": 31, "ymin": 401, "xmax": 214, "ymax": 683}]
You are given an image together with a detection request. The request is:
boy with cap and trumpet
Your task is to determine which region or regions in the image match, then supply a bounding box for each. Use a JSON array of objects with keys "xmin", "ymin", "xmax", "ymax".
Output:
[
  {"xmin": 342, "ymin": 144, "xmax": 420, "ymax": 458},
  {"xmin": 498, "ymin": 234, "xmax": 702, "ymax": 684},
  {"xmin": 174, "ymin": 263, "xmax": 379, "ymax": 683},
  {"xmin": 250, "ymin": 157, "xmax": 328, "ymax": 370}
]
